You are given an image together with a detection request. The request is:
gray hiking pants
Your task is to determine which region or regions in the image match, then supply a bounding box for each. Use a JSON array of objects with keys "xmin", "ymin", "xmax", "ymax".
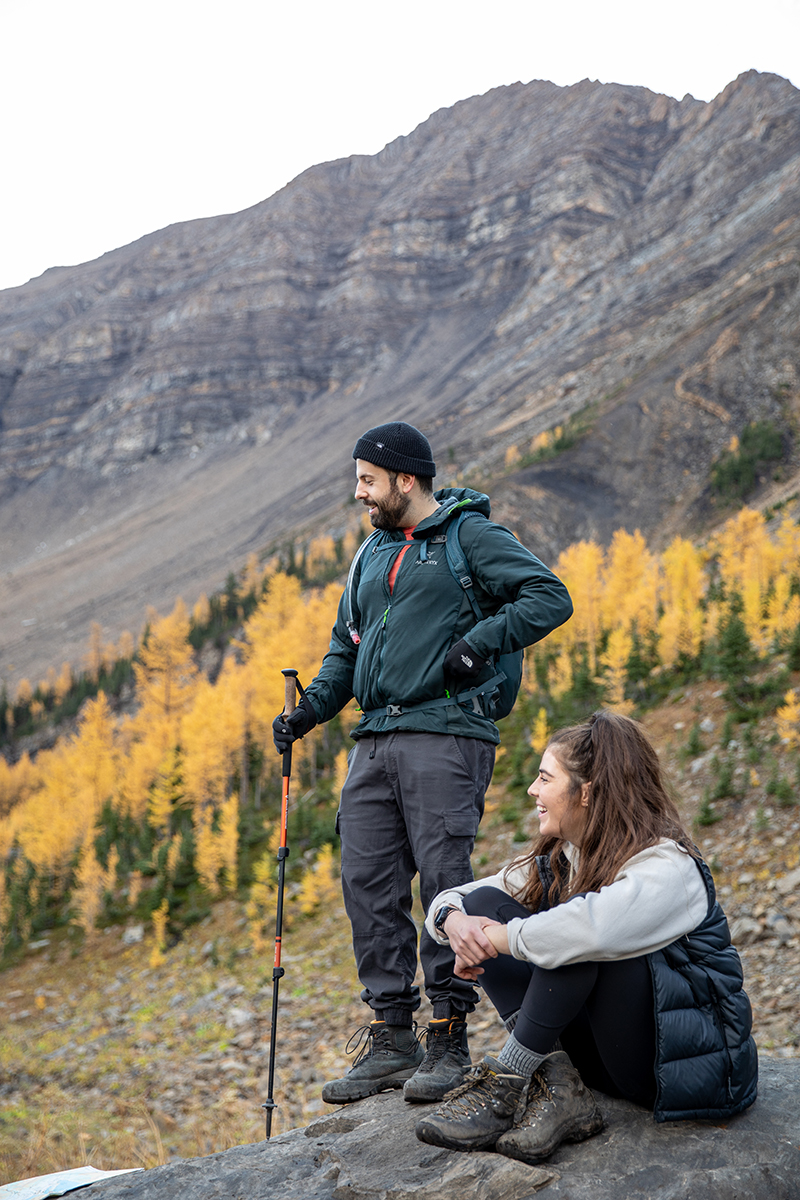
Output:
[{"xmin": 336, "ymin": 730, "xmax": 495, "ymax": 1025}]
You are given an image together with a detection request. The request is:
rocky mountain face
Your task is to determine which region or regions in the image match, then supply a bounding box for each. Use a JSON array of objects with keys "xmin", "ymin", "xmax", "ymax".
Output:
[{"xmin": 1, "ymin": 70, "xmax": 799, "ymax": 684}]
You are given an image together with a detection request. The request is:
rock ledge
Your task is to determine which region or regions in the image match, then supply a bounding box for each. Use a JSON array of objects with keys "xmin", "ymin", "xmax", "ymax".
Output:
[{"xmin": 87, "ymin": 1058, "xmax": 800, "ymax": 1199}]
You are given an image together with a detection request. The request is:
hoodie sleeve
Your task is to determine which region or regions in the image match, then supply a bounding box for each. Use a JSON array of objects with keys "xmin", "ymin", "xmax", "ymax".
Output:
[
  {"xmin": 425, "ymin": 863, "xmax": 530, "ymax": 944},
  {"xmin": 458, "ymin": 520, "xmax": 573, "ymax": 658},
  {"xmin": 505, "ymin": 844, "xmax": 709, "ymax": 967}
]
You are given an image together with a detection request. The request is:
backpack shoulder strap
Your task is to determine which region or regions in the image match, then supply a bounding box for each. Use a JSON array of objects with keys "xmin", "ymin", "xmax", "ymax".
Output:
[
  {"xmin": 443, "ymin": 510, "xmax": 485, "ymax": 622},
  {"xmin": 344, "ymin": 530, "xmax": 381, "ymax": 645}
]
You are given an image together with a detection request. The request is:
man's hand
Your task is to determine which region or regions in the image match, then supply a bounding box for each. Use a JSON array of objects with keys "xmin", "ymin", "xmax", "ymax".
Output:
[
  {"xmin": 444, "ymin": 638, "xmax": 488, "ymax": 681},
  {"xmin": 272, "ymin": 695, "xmax": 317, "ymax": 754}
]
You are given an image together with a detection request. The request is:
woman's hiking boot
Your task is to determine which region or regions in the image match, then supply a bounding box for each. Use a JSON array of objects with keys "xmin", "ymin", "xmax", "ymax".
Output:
[
  {"xmin": 321, "ymin": 1021, "xmax": 423, "ymax": 1104},
  {"xmin": 414, "ymin": 1055, "xmax": 529, "ymax": 1151},
  {"xmin": 495, "ymin": 1051, "xmax": 604, "ymax": 1163},
  {"xmin": 403, "ymin": 1017, "xmax": 471, "ymax": 1102}
]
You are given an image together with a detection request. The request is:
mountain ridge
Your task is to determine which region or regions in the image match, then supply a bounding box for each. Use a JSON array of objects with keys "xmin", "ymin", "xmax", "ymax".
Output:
[{"xmin": 1, "ymin": 69, "xmax": 799, "ymax": 686}]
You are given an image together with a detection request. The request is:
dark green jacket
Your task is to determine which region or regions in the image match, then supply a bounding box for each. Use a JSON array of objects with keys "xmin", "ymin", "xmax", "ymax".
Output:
[{"xmin": 305, "ymin": 489, "xmax": 573, "ymax": 743}]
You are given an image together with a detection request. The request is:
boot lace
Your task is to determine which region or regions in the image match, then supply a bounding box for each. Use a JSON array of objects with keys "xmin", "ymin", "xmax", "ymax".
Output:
[
  {"xmin": 418, "ymin": 1021, "xmax": 461, "ymax": 1070},
  {"xmin": 344, "ymin": 1023, "xmax": 418, "ymax": 1067},
  {"xmin": 518, "ymin": 1067, "xmax": 555, "ymax": 1122},
  {"xmin": 436, "ymin": 1062, "xmax": 514, "ymax": 1117}
]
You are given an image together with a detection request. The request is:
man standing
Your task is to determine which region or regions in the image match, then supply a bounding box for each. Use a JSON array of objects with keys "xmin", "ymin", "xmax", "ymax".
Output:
[{"xmin": 272, "ymin": 422, "xmax": 572, "ymax": 1104}]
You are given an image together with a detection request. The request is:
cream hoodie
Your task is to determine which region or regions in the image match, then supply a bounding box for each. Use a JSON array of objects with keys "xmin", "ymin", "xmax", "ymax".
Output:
[{"xmin": 425, "ymin": 839, "xmax": 709, "ymax": 969}]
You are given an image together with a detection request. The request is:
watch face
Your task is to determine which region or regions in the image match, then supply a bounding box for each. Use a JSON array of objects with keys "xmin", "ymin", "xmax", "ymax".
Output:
[{"xmin": 435, "ymin": 906, "xmax": 453, "ymax": 930}]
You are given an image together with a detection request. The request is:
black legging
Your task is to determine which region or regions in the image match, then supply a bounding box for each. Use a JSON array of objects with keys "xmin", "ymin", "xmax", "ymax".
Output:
[{"xmin": 462, "ymin": 886, "xmax": 657, "ymax": 1108}]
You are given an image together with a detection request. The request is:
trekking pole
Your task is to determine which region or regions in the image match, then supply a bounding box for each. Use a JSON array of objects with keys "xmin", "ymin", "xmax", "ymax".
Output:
[{"xmin": 263, "ymin": 667, "xmax": 303, "ymax": 1139}]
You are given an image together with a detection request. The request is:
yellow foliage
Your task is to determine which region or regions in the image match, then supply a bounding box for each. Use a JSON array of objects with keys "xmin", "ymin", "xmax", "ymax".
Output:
[
  {"xmin": 182, "ymin": 666, "xmax": 244, "ymax": 812},
  {"xmin": 148, "ymin": 747, "xmax": 182, "ymax": 836},
  {"xmin": 776, "ymin": 690, "xmax": 800, "ymax": 749},
  {"xmin": 16, "ymin": 678, "xmax": 32, "ymax": 706},
  {"xmin": 54, "ymin": 662, "xmax": 72, "ymax": 703},
  {"xmin": 551, "ymin": 540, "xmax": 604, "ymax": 671},
  {"xmin": 504, "ymin": 444, "xmax": 521, "ymax": 468},
  {"xmin": 166, "ymin": 835, "xmax": 182, "ymax": 881},
  {"xmin": 713, "ymin": 508, "xmax": 775, "ymax": 598},
  {"xmin": 150, "ymin": 898, "xmax": 169, "ymax": 967},
  {"xmin": 246, "ymin": 851, "xmax": 276, "ymax": 952},
  {"xmin": 218, "ymin": 793, "xmax": 239, "ymax": 892},
  {"xmin": 0, "ymin": 751, "xmax": 39, "ymax": 820},
  {"xmin": 128, "ymin": 869, "xmax": 143, "ymax": 909},
  {"xmin": 30, "ymin": 699, "xmax": 44, "ymax": 720},
  {"xmin": 765, "ymin": 575, "xmax": 800, "ymax": 648},
  {"xmin": 242, "ymin": 573, "xmax": 340, "ymax": 750},
  {"xmin": 600, "ymin": 628, "xmax": 634, "ymax": 714},
  {"xmin": 73, "ymin": 831, "xmax": 116, "ymax": 935},
  {"xmin": 333, "ymin": 748, "xmax": 350, "ymax": 798},
  {"xmin": 774, "ymin": 512, "xmax": 800, "ymax": 576},
  {"xmin": 196, "ymin": 811, "xmax": 226, "ymax": 897},
  {"xmin": 601, "ymin": 529, "xmax": 659, "ymax": 637},
  {"xmin": 13, "ymin": 693, "xmax": 119, "ymax": 887},
  {"xmin": 530, "ymin": 430, "xmax": 553, "ymax": 454},
  {"xmin": 298, "ymin": 844, "xmax": 341, "ymax": 916},
  {"xmin": 192, "ymin": 593, "xmax": 211, "ymax": 627},
  {"xmin": 657, "ymin": 538, "xmax": 705, "ymax": 668},
  {"xmin": 531, "ymin": 708, "xmax": 549, "ymax": 755},
  {"xmin": 134, "ymin": 599, "xmax": 198, "ymax": 726},
  {"xmin": 306, "ymin": 535, "xmax": 336, "ymax": 576}
]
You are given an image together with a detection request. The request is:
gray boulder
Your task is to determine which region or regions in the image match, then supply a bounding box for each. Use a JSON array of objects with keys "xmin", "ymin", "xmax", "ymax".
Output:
[{"xmin": 89, "ymin": 1058, "xmax": 800, "ymax": 1199}]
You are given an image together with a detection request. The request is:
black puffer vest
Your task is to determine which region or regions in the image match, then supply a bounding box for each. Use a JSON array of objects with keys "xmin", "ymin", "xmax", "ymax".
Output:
[{"xmin": 535, "ymin": 850, "xmax": 758, "ymax": 1122}]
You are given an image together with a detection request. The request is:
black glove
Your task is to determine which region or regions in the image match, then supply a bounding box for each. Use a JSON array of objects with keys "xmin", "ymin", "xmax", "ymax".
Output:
[
  {"xmin": 272, "ymin": 695, "xmax": 317, "ymax": 754},
  {"xmin": 444, "ymin": 639, "xmax": 489, "ymax": 681}
]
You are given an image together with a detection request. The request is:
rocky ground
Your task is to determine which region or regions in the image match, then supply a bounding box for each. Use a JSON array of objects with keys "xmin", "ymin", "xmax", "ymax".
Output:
[{"xmin": 1, "ymin": 681, "xmax": 798, "ymax": 1184}]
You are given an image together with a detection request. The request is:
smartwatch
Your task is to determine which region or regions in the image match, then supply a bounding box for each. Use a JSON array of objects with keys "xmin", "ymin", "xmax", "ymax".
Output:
[{"xmin": 434, "ymin": 905, "xmax": 458, "ymax": 933}]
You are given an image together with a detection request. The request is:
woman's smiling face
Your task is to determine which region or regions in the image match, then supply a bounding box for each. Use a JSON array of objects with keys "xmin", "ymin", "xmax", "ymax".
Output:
[{"xmin": 528, "ymin": 747, "xmax": 590, "ymax": 844}]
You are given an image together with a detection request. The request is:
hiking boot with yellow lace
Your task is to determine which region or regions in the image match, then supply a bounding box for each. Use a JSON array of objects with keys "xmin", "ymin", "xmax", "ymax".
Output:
[
  {"xmin": 495, "ymin": 1051, "xmax": 604, "ymax": 1163},
  {"xmin": 321, "ymin": 1021, "xmax": 423, "ymax": 1104},
  {"xmin": 414, "ymin": 1055, "xmax": 529, "ymax": 1151}
]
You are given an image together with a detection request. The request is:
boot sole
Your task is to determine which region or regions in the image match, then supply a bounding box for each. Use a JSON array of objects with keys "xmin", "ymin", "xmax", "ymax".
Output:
[
  {"xmin": 496, "ymin": 1111, "xmax": 604, "ymax": 1163},
  {"xmin": 322, "ymin": 1067, "xmax": 420, "ymax": 1105}
]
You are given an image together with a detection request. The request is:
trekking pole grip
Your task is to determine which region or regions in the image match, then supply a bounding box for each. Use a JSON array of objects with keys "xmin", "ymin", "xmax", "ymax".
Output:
[{"xmin": 282, "ymin": 668, "xmax": 298, "ymax": 717}]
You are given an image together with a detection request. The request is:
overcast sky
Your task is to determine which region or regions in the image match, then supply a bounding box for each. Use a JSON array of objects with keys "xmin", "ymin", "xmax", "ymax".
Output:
[{"xmin": 1, "ymin": 0, "xmax": 798, "ymax": 293}]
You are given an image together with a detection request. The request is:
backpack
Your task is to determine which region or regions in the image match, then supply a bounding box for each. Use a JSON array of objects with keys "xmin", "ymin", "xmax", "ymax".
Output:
[
  {"xmin": 344, "ymin": 510, "xmax": 524, "ymax": 721},
  {"xmin": 441, "ymin": 510, "xmax": 524, "ymax": 720}
]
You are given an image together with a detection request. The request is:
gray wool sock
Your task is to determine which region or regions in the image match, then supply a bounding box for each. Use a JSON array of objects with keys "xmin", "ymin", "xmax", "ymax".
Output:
[{"xmin": 497, "ymin": 1033, "xmax": 549, "ymax": 1078}]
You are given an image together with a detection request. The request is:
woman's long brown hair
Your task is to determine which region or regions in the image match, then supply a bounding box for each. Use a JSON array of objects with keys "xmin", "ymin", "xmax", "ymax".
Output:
[{"xmin": 513, "ymin": 710, "xmax": 698, "ymax": 911}]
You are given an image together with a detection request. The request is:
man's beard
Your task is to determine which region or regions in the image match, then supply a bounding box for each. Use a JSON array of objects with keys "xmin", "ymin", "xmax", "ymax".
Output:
[{"xmin": 369, "ymin": 479, "xmax": 412, "ymax": 529}]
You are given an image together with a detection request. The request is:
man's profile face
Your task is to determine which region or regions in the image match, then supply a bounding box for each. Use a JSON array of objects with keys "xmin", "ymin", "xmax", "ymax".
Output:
[{"xmin": 355, "ymin": 460, "xmax": 412, "ymax": 530}]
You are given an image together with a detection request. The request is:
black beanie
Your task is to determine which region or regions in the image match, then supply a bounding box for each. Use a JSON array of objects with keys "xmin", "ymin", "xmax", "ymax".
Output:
[{"xmin": 352, "ymin": 422, "xmax": 436, "ymax": 477}]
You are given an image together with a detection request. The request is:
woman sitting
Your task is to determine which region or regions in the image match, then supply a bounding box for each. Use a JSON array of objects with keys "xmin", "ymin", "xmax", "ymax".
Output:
[{"xmin": 416, "ymin": 710, "xmax": 757, "ymax": 1163}]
